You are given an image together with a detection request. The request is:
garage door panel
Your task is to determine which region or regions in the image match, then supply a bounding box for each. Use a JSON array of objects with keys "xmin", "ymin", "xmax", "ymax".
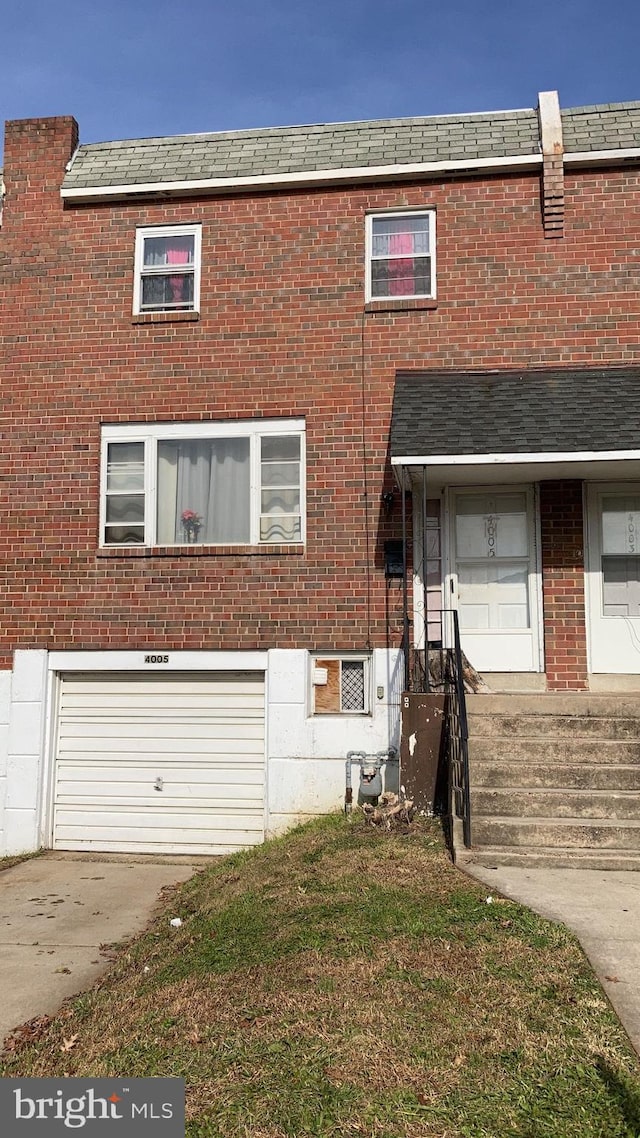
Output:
[
  {"xmin": 54, "ymin": 672, "xmax": 266, "ymax": 855},
  {"xmin": 60, "ymin": 700, "xmax": 265, "ymax": 717},
  {"xmin": 58, "ymin": 732, "xmax": 264, "ymax": 753},
  {"xmin": 54, "ymin": 838, "xmax": 263, "ymax": 855},
  {"xmin": 56, "ymin": 782, "xmax": 264, "ymax": 805},
  {"xmin": 61, "ymin": 676, "xmax": 263, "ymax": 699},
  {"xmin": 55, "ymin": 764, "xmax": 264, "ymax": 786},
  {"xmin": 55, "ymin": 808, "xmax": 265, "ymax": 832}
]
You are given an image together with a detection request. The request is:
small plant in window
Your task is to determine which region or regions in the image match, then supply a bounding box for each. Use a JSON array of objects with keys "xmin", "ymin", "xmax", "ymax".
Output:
[{"xmin": 181, "ymin": 508, "xmax": 202, "ymax": 542}]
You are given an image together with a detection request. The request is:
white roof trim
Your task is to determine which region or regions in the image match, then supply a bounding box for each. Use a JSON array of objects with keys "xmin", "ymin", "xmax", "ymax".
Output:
[
  {"xmin": 564, "ymin": 147, "xmax": 640, "ymax": 164},
  {"xmin": 60, "ymin": 153, "xmax": 542, "ymax": 201},
  {"xmin": 391, "ymin": 449, "xmax": 640, "ymax": 466}
]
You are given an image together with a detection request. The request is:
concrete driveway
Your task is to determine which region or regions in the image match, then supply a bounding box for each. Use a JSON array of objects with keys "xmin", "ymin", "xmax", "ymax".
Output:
[{"xmin": 0, "ymin": 852, "xmax": 201, "ymax": 1045}]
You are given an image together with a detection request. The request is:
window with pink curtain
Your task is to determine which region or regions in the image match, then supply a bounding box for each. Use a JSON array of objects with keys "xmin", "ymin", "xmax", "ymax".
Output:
[
  {"xmin": 369, "ymin": 213, "xmax": 433, "ymax": 299},
  {"xmin": 137, "ymin": 227, "xmax": 199, "ymax": 312}
]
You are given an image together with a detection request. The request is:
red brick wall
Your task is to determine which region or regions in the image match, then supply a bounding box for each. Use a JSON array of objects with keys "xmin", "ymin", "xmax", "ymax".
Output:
[
  {"xmin": 540, "ymin": 481, "xmax": 589, "ymax": 690},
  {"xmin": 1, "ymin": 117, "xmax": 639, "ymax": 676}
]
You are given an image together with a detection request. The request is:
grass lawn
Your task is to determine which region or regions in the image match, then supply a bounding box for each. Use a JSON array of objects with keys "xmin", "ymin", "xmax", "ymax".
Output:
[{"xmin": 2, "ymin": 815, "xmax": 640, "ymax": 1137}]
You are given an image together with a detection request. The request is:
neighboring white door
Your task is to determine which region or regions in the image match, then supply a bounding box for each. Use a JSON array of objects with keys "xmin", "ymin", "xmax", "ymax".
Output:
[
  {"xmin": 450, "ymin": 488, "xmax": 542, "ymax": 672},
  {"xmin": 53, "ymin": 672, "xmax": 265, "ymax": 854},
  {"xmin": 587, "ymin": 486, "xmax": 640, "ymax": 673}
]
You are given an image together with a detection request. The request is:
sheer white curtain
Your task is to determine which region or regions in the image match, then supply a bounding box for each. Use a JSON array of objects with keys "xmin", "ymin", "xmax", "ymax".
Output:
[{"xmin": 157, "ymin": 439, "xmax": 250, "ymax": 543}]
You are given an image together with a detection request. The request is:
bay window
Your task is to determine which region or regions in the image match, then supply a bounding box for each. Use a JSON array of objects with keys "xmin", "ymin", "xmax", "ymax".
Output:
[{"xmin": 101, "ymin": 420, "xmax": 305, "ymax": 547}]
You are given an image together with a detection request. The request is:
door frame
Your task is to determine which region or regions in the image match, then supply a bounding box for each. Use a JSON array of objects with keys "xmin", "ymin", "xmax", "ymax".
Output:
[{"xmin": 585, "ymin": 481, "xmax": 640, "ymax": 674}]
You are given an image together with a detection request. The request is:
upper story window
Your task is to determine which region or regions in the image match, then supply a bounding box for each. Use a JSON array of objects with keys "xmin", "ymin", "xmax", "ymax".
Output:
[
  {"xmin": 133, "ymin": 224, "xmax": 202, "ymax": 314},
  {"xmin": 101, "ymin": 420, "xmax": 305, "ymax": 547},
  {"xmin": 365, "ymin": 211, "xmax": 436, "ymax": 301}
]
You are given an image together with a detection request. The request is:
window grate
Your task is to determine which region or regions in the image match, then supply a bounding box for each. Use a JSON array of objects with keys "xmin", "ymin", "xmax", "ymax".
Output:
[{"xmin": 341, "ymin": 661, "xmax": 365, "ymax": 711}]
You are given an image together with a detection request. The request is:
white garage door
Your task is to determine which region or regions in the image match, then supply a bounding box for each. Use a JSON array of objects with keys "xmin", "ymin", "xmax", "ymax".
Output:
[{"xmin": 53, "ymin": 672, "xmax": 265, "ymax": 855}]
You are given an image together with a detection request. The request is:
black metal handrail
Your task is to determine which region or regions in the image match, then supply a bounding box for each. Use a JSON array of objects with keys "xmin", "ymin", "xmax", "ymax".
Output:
[
  {"xmin": 445, "ymin": 609, "xmax": 472, "ymax": 848},
  {"xmin": 407, "ymin": 609, "xmax": 471, "ymax": 848}
]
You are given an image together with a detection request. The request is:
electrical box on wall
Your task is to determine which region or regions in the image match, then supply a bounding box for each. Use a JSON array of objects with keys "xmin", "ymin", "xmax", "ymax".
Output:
[{"xmin": 384, "ymin": 540, "xmax": 404, "ymax": 578}]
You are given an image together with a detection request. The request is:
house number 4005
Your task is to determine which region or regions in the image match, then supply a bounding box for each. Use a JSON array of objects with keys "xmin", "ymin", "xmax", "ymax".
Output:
[{"xmin": 145, "ymin": 654, "xmax": 169, "ymax": 664}]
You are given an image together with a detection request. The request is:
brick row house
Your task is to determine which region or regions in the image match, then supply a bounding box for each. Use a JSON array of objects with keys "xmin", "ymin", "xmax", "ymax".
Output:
[{"xmin": 1, "ymin": 91, "xmax": 640, "ymax": 859}]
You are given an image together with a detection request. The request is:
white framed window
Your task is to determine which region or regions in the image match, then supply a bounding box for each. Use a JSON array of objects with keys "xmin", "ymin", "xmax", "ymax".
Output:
[
  {"xmin": 133, "ymin": 224, "xmax": 202, "ymax": 314},
  {"xmin": 310, "ymin": 655, "xmax": 371, "ymax": 715},
  {"xmin": 101, "ymin": 419, "xmax": 305, "ymax": 547},
  {"xmin": 365, "ymin": 210, "xmax": 436, "ymax": 301}
]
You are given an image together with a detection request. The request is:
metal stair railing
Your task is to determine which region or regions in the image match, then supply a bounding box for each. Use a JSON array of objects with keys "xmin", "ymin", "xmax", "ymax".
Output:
[{"xmin": 407, "ymin": 608, "xmax": 472, "ymax": 848}]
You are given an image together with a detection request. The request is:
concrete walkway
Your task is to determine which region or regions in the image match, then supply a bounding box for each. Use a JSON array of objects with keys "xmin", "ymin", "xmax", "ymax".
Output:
[
  {"xmin": 0, "ymin": 852, "xmax": 200, "ymax": 1045},
  {"xmin": 463, "ymin": 860, "xmax": 640, "ymax": 1056}
]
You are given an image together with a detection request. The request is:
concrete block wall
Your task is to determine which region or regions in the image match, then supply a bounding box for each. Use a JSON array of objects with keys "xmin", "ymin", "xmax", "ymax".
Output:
[
  {"xmin": 3, "ymin": 651, "xmax": 48, "ymax": 855},
  {"xmin": 0, "ymin": 647, "xmax": 403, "ymax": 854},
  {"xmin": 266, "ymin": 648, "xmax": 403, "ymax": 832}
]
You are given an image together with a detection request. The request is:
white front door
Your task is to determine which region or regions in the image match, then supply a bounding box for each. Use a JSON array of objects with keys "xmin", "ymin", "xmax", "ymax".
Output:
[
  {"xmin": 450, "ymin": 488, "xmax": 542, "ymax": 672},
  {"xmin": 587, "ymin": 485, "xmax": 640, "ymax": 673}
]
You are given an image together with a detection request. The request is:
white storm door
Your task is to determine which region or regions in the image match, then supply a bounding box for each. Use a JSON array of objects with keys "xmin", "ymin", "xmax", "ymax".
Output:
[
  {"xmin": 451, "ymin": 488, "xmax": 541, "ymax": 672},
  {"xmin": 588, "ymin": 487, "xmax": 640, "ymax": 673}
]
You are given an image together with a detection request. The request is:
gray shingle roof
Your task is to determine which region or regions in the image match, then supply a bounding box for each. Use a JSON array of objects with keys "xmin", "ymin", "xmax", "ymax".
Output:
[
  {"xmin": 391, "ymin": 368, "xmax": 640, "ymax": 457},
  {"xmin": 61, "ymin": 98, "xmax": 640, "ymax": 194},
  {"xmin": 562, "ymin": 102, "xmax": 640, "ymax": 152},
  {"xmin": 63, "ymin": 109, "xmax": 540, "ymax": 190}
]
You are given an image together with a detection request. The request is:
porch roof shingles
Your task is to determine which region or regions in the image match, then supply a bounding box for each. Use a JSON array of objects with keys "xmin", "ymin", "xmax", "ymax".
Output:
[{"xmin": 390, "ymin": 368, "xmax": 640, "ymax": 459}]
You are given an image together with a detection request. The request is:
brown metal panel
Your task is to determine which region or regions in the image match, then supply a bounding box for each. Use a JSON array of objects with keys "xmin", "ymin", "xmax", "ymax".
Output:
[{"xmin": 400, "ymin": 693, "xmax": 446, "ymax": 813}]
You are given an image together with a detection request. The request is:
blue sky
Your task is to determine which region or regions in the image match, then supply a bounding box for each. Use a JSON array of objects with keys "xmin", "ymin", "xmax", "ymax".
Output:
[{"xmin": 3, "ymin": 0, "xmax": 640, "ymax": 150}]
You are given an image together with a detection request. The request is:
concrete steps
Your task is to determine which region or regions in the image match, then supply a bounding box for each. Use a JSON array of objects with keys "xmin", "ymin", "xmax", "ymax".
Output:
[
  {"xmin": 472, "ymin": 763, "xmax": 640, "ymax": 791},
  {"xmin": 472, "ymin": 789, "xmax": 640, "ymax": 820},
  {"xmin": 463, "ymin": 693, "xmax": 640, "ymax": 870}
]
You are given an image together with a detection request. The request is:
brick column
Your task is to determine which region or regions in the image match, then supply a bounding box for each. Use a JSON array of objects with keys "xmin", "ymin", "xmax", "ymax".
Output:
[{"xmin": 540, "ymin": 480, "xmax": 589, "ymax": 690}]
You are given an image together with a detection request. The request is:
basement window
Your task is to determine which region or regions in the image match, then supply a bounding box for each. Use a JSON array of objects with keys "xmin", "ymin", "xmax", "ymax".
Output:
[{"xmin": 311, "ymin": 656, "xmax": 370, "ymax": 715}]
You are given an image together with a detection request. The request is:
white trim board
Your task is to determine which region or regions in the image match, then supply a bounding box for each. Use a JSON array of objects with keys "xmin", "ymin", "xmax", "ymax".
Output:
[
  {"xmin": 392, "ymin": 449, "xmax": 640, "ymax": 467},
  {"xmin": 49, "ymin": 651, "xmax": 268, "ymax": 672},
  {"xmin": 59, "ymin": 148, "xmax": 640, "ymax": 205}
]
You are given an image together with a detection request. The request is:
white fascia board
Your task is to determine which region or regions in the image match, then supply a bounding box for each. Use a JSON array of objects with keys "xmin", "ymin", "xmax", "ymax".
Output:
[
  {"xmin": 391, "ymin": 449, "xmax": 640, "ymax": 466},
  {"xmin": 564, "ymin": 148, "xmax": 640, "ymax": 165},
  {"xmin": 60, "ymin": 154, "xmax": 542, "ymax": 202},
  {"xmin": 49, "ymin": 650, "xmax": 268, "ymax": 672}
]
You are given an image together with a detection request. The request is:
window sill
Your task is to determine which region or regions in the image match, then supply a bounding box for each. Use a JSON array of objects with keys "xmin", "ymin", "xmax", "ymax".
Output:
[
  {"xmin": 97, "ymin": 544, "xmax": 305, "ymax": 558},
  {"xmin": 132, "ymin": 311, "xmax": 200, "ymax": 325},
  {"xmin": 365, "ymin": 298, "xmax": 438, "ymax": 313}
]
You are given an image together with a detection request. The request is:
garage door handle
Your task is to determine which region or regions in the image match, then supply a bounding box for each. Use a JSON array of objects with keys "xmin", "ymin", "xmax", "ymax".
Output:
[{"xmin": 154, "ymin": 777, "xmax": 164, "ymax": 792}]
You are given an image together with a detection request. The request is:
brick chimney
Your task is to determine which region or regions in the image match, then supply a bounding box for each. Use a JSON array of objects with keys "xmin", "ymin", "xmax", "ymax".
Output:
[{"xmin": 2, "ymin": 116, "xmax": 79, "ymax": 231}]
